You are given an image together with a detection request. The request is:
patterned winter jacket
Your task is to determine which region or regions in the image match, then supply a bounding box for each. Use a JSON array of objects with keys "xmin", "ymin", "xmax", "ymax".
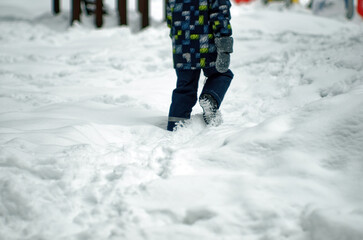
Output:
[{"xmin": 166, "ymin": 0, "xmax": 232, "ymax": 70}]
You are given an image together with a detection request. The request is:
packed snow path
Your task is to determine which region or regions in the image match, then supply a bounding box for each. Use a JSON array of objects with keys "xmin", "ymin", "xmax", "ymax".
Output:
[{"xmin": 1, "ymin": 1, "xmax": 363, "ymax": 239}]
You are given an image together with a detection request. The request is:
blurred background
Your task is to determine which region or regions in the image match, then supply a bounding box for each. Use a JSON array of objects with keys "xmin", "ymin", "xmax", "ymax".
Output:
[{"xmin": 0, "ymin": 0, "xmax": 361, "ymax": 31}]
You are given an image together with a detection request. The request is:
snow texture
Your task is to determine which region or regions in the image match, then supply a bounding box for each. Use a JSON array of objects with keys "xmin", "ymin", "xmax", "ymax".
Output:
[{"xmin": 0, "ymin": 0, "xmax": 363, "ymax": 239}]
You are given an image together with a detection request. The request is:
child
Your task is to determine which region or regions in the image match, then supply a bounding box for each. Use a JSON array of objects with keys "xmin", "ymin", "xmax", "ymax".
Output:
[{"xmin": 166, "ymin": 0, "xmax": 234, "ymax": 131}]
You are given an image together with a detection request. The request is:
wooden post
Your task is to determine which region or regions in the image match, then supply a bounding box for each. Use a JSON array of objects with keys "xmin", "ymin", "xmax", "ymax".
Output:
[
  {"xmin": 53, "ymin": 0, "xmax": 61, "ymax": 14},
  {"xmin": 140, "ymin": 0, "xmax": 149, "ymax": 28},
  {"xmin": 138, "ymin": 0, "xmax": 143, "ymax": 12},
  {"xmin": 72, "ymin": 0, "xmax": 81, "ymax": 25},
  {"xmin": 118, "ymin": 0, "xmax": 127, "ymax": 25},
  {"xmin": 95, "ymin": 0, "xmax": 103, "ymax": 28}
]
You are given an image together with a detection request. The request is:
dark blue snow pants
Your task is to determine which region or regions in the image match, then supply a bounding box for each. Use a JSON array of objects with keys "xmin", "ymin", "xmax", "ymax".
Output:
[{"xmin": 167, "ymin": 67, "xmax": 233, "ymax": 131}]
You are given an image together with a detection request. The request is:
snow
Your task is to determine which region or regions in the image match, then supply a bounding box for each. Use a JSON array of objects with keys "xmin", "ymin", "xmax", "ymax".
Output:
[{"xmin": 1, "ymin": 0, "xmax": 363, "ymax": 239}]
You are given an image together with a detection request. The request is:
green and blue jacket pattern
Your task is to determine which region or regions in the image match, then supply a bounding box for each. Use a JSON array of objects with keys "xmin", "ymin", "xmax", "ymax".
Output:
[{"xmin": 166, "ymin": 0, "xmax": 233, "ymax": 70}]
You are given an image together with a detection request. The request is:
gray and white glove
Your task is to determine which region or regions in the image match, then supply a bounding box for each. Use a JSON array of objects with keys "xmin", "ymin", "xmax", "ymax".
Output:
[{"xmin": 215, "ymin": 37, "xmax": 233, "ymax": 73}]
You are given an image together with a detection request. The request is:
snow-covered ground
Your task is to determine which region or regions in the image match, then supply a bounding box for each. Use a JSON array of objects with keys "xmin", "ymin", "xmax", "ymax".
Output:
[{"xmin": 1, "ymin": 0, "xmax": 363, "ymax": 239}]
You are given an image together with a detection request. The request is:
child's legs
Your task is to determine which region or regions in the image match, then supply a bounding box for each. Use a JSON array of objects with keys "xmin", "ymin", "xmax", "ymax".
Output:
[
  {"xmin": 167, "ymin": 69, "xmax": 201, "ymax": 131},
  {"xmin": 201, "ymin": 67, "xmax": 234, "ymax": 108}
]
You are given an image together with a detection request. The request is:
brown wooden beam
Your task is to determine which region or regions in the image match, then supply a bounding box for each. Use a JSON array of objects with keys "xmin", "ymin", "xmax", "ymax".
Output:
[
  {"xmin": 72, "ymin": 0, "xmax": 81, "ymax": 25},
  {"xmin": 138, "ymin": 0, "xmax": 142, "ymax": 12},
  {"xmin": 95, "ymin": 0, "xmax": 103, "ymax": 28},
  {"xmin": 140, "ymin": 0, "xmax": 149, "ymax": 29},
  {"xmin": 53, "ymin": 0, "xmax": 61, "ymax": 14},
  {"xmin": 118, "ymin": 0, "xmax": 127, "ymax": 25}
]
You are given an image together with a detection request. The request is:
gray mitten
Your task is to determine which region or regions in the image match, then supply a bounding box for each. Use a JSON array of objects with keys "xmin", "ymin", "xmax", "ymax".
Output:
[{"xmin": 215, "ymin": 37, "xmax": 233, "ymax": 73}]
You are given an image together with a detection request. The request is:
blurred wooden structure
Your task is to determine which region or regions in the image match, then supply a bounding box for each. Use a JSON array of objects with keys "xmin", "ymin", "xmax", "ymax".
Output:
[
  {"xmin": 52, "ymin": 0, "xmax": 157, "ymax": 28},
  {"xmin": 261, "ymin": 0, "xmax": 298, "ymax": 7}
]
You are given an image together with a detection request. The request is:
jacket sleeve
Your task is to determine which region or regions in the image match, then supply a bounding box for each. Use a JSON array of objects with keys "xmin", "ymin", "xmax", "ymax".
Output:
[
  {"xmin": 166, "ymin": 0, "xmax": 172, "ymax": 29},
  {"xmin": 208, "ymin": 0, "xmax": 232, "ymax": 38}
]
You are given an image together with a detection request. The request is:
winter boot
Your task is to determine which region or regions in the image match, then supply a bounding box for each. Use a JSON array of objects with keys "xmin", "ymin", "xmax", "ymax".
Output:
[{"xmin": 199, "ymin": 94, "xmax": 222, "ymax": 126}]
